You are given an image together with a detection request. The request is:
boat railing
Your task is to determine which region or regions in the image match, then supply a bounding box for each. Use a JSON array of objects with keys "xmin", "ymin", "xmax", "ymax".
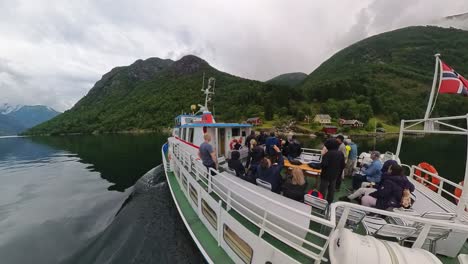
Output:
[
  {"xmin": 170, "ymin": 140, "xmax": 335, "ymax": 263},
  {"xmin": 300, "ymin": 148, "xmax": 322, "ymax": 162},
  {"xmin": 404, "ymin": 164, "xmax": 463, "ymax": 203},
  {"xmin": 329, "ymin": 201, "xmax": 468, "ymax": 249}
]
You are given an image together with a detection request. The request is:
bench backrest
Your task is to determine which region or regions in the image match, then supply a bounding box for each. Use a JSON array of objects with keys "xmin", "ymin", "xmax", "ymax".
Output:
[{"xmin": 256, "ymin": 178, "xmax": 272, "ymax": 191}]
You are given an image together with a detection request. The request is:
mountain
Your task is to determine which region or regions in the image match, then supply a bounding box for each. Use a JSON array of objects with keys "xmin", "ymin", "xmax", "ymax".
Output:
[
  {"xmin": 0, "ymin": 103, "xmax": 23, "ymax": 115},
  {"xmin": 0, "ymin": 104, "xmax": 60, "ymax": 136},
  {"xmin": 300, "ymin": 26, "xmax": 468, "ymax": 122},
  {"xmin": 267, "ymin": 72, "xmax": 308, "ymax": 87},
  {"xmin": 26, "ymin": 55, "xmax": 297, "ymax": 135},
  {"xmin": 7, "ymin": 105, "xmax": 61, "ymax": 128},
  {"xmin": 0, "ymin": 114, "xmax": 25, "ymax": 136}
]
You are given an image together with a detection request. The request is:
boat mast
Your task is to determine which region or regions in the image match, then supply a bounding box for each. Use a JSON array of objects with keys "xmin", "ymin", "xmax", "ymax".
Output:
[
  {"xmin": 396, "ymin": 54, "xmax": 441, "ymax": 157},
  {"xmin": 424, "ymin": 54, "xmax": 441, "ymax": 125}
]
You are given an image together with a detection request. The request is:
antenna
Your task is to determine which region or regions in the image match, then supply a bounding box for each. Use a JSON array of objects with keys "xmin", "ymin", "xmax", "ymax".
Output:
[{"xmin": 201, "ymin": 72, "xmax": 205, "ymax": 92}]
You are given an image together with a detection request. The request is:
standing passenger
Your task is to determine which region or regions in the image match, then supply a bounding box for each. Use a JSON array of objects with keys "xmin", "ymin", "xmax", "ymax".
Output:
[
  {"xmin": 265, "ymin": 132, "xmax": 280, "ymax": 157},
  {"xmin": 335, "ymin": 135, "xmax": 347, "ymax": 191},
  {"xmin": 319, "ymin": 139, "xmax": 345, "ymax": 204},
  {"xmin": 344, "ymin": 139, "xmax": 358, "ymax": 177},
  {"xmin": 198, "ymin": 134, "xmax": 217, "ymax": 175},
  {"xmin": 245, "ymin": 131, "xmax": 256, "ymax": 149}
]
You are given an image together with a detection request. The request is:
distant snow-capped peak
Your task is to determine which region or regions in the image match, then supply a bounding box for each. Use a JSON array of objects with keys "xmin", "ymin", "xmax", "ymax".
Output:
[{"xmin": 0, "ymin": 103, "xmax": 23, "ymax": 115}]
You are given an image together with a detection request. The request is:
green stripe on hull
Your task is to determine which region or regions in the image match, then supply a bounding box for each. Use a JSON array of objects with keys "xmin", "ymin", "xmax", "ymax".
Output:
[{"xmin": 166, "ymin": 170, "xmax": 234, "ymax": 263}]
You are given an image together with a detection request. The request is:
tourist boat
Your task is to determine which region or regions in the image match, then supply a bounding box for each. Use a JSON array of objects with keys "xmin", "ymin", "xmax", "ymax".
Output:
[{"xmin": 162, "ymin": 57, "xmax": 468, "ymax": 264}]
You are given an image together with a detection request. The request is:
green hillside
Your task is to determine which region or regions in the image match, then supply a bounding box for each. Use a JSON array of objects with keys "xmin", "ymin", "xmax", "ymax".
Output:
[
  {"xmin": 267, "ymin": 72, "xmax": 308, "ymax": 87},
  {"xmin": 26, "ymin": 55, "xmax": 301, "ymax": 135},
  {"xmin": 300, "ymin": 26, "xmax": 468, "ymax": 122}
]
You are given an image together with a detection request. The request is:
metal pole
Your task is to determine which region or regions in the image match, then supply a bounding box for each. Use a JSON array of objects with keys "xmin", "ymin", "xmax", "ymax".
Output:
[
  {"xmin": 424, "ymin": 54, "xmax": 441, "ymax": 120},
  {"xmin": 396, "ymin": 119, "xmax": 405, "ymax": 157},
  {"xmin": 456, "ymin": 114, "xmax": 468, "ymax": 218}
]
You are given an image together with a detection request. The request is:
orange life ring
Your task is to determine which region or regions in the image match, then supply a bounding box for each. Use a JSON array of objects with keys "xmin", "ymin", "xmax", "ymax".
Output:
[
  {"xmin": 414, "ymin": 162, "xmax": 440, "ymax": 192},
  {"xmin": 454, "ymin": 181, "xmax": 464, "ymax": 203}
]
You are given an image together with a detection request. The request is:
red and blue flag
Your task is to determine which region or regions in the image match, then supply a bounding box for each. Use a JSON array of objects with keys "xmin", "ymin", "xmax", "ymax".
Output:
[{"xmin": 439, "ymin": 60, "xmax": 468, "ymax": 96}]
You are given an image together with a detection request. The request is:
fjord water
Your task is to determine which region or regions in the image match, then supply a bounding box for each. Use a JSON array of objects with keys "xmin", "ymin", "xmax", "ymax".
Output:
[
  {"xmin": 0, "ymin": 134, "xmax": 463, "ymax": 264},
  {"xmin": 0, "ymin": 134, "xmax": 203, "ymax": 264}
]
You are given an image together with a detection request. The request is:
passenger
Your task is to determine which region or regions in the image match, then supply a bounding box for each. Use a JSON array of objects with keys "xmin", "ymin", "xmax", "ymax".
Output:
[
  {"xmin": 198, "ymin": 134, "xmax": 217, "ymax": 175},
  {"xmin": 257, "ymin": 131, "xmax": 267, "ymax": 145},
  {"xmin": 245, "ymin": 131, "xmax": 256, "ymax": 149},
  {"xmin": 319, "ymin": 139, "xmax": 346, "ymax": 204},
  {"xmin": 233, "ymin": 139, "xmax": 242, "ymax": 150},
  {"xmin": 246, "ymin": 139, "xmax": 265, "ymax": 178},
  {"xmin": 281, "ymin": 167, "xmax": 307, "ymax": 201},
  {"xmin": 352, "ymin": 151, "xmax": 382, "ymax": 190},
  {"xmin": 344, "ymin": 139, "xmax": 358, "ymax": 177},
  {"xmin": 228, "ymin": 150, "xmax": 245, "ymax": 177},
  {"xmin": 287, "ymin": 135, "xmax": 302, "ymax": 160},
  {"xmin": 282, "ymin": 137, "xmax": 289, "ymax": 157},
  {"xmin": 363, "ymin": 165, "xmax": 415, "ymax": 210},
  {"xmin": 335, "ymin": 135, "xmax": 347, "ymax": 191},
  {"xmin": 265, "ymin": 132, "xmax": 280, "ymax": 157},
  {"xmin": 256, "ymin": 145, "xmax": 284, "ymax": 193}
]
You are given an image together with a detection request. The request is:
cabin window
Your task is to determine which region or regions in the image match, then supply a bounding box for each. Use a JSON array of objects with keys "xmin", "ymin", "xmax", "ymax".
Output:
[
  {"xmin": 241, "ymin": 131, "xmax": 246, "ymax": 137},
  {"xmin": 182, "ymin": 175, "xmax": 188, "ymax": 190},
  {"xmin": 232, "ymin": 128, "xmax": 240, "ymax": 137},
  {"xmin": 201, "ymin": 199, "xmax": 217, "ymax": 230},
  {"xmin": 223, "ymin": 224, "xmax": 253, "ymax": 264},
  {"xmin": 182, "ymin": 128, "xmax": 187, "ymax": 140},
  {"xmin": 188, "ymin": 128, "xmax": 194, "ymax": 143},
  {"xmin": 189, "ymin": 183, "xmax": 198, "ymax": 204}
]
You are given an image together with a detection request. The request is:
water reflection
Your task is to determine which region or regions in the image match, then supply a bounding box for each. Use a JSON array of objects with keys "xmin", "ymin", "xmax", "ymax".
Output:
[{"xmin": 29, "ymin": 134, "xmax": 167, "ymax": 191}]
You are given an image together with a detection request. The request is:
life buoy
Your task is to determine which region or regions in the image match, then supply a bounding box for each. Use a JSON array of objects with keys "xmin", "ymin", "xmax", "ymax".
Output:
[
  {"xmin": 414, "ymin": 162, "xmax": 440, "ymax": 192},
  {"xmin": 454, "ymin": 181, "xmax": 464, "ymax": 203}
]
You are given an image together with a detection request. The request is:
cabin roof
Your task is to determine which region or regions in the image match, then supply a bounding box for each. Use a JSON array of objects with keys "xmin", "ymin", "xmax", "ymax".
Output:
[{"xmin": 177, "ymin": 123, "xmax": 252, "ymax": 128}]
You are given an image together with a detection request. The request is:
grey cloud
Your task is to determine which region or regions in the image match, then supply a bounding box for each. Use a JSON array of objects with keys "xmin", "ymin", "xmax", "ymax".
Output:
[{"xmin": 0, "ymin": 0, "xmax": 467, "ymax": 111}]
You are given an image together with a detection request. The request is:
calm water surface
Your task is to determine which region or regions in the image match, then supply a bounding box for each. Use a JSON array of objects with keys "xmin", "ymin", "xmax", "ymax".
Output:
[{"xmin": 0, "ymin": 133, "xmax": 464, "ymax": 263}]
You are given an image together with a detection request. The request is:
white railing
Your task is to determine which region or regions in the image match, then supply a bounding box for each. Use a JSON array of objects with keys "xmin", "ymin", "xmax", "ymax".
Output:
[
  {"xmin": 170, "ymin": 140, "xmax": 335, "ymax": 263},
  {"xmin": 329, "ymin": 202, "xmax": 468, "ymax": 249},
  {"xmin": 407, "ymin": 164, "xmax": 463, "ymax": 203},
  {"xmin": 300, "ymin": 148, "xmax": 322, "ymax": 162}
]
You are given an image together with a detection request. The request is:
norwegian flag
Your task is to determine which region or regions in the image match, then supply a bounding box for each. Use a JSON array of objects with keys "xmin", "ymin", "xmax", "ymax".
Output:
[{"xmin": 439, "ymin": 60, "xmax": 468, "ymax": 96}]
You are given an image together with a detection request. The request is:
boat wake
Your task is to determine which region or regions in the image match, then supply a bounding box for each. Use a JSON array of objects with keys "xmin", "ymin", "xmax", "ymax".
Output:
[{"xmin": 62, "ymin": 165, "xmax": 203, "ymax": 264}]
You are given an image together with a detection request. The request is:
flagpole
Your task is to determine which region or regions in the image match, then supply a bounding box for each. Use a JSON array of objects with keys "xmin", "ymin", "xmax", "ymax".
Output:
[{"xmin": 424, "ymin": 54, "xmax": 441, "ymax": 121}]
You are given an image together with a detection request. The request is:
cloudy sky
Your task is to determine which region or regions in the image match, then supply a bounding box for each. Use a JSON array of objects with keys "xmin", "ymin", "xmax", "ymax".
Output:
[{"xmin": 1, "ymin": 0, "xmax": 467, "ymax": 111}]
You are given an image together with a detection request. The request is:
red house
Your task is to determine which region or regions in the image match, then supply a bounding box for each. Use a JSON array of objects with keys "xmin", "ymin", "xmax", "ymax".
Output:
[
  {"xmin": 246, "ymin": 117, "xmax": 262, "ymax": 126},
  {"xmin": 322, "ymin": 125, "xmax": 338, "ymax": 134}
]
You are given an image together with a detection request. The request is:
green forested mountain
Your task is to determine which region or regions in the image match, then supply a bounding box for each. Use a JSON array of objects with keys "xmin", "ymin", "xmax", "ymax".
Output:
[
  {"xmin": 267, "ymin": 72, "xmax": 308, "ymax": 87},
  {"xmin": 300, "ymin": 26, "xmax": 468, "ymax": 122},
  {"xmin": 27, "ymin": 26, "xmax": 468, "ymax": 135},
  {"xmin": 26, "ymin": 55, "xmax": 302, "ymax": 134}
]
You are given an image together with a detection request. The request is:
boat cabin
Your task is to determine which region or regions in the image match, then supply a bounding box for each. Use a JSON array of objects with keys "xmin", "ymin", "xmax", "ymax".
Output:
[{"xmin": 173, "ymin": 111, "xmax": 252, "ymax": 159}]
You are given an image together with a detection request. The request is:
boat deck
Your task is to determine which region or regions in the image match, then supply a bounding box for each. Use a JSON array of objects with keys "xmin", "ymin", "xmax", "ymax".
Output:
[{"xmin": 166, "ymin": 152, "xmax": 468, "ymax": 263}]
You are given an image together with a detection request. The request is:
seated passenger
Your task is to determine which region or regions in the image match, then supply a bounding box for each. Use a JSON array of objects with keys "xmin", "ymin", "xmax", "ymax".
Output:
[
  {"xmin": 352, "ymin": 151, "xmax": 383, "ymax": 190},
  {"xmin": 256, "ymin": 145, "xmax": 284, "ymax": 193},
  {"xmin": 282, "ymin": 167, "xmax": 307, "ymax": 201},
  {"xmin": 349, "ymin": 165, "xmax": 415, "ymax": 210},
  {"xmin": 228, "ymin": 150, "xmax": 245, "ymax": 177}
]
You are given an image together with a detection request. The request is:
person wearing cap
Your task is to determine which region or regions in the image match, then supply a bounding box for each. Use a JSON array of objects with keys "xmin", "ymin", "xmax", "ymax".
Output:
[{"xmin": 352, "ymin": 151, "xmax": 382, "ymax": 190}]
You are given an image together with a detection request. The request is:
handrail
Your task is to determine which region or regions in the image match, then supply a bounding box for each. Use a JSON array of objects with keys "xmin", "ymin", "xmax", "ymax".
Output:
[
  {"xmin": 170, "ymin": 140, "xmax": 336, "ymax": 262},
  {"xmin": 329, "ymin": 202, "xmax": 468, "ymax": 231},
  {"xmin": 410, "ymin": 165, "xmax": 462, "ymax": 202}
]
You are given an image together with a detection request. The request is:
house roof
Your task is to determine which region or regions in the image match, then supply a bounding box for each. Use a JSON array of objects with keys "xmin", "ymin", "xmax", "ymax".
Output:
[
  {"xmin": 315, "ymin": 114, "xmax": 331, "ymax": 119},
  {"xmin": 342, "ymin": 119, "xmax": 363, "ymax": 125},
  {"xmin": 323, "ymin": 125, "xmax": 338, "ymax": 129},
  {"xmin": 178, "ymin": 123, "xmax": 252, "ymax": 128},
  {"xmin": 247, "ymin": 117, "xmax": 260, "ymax": 121}
]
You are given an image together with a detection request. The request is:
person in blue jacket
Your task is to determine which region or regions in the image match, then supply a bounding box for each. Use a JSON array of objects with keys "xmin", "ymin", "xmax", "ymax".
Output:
[
  {"xmin": 256, "ymin": 145, "xmax": 284, "ymax": 193},
  {"xmin": 265, "ymin": 132, "xmax": 280, "ymax": 157},
  {"xmin": 352, "ymin": 151, "xmax": 382, "ymax": 190}
]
